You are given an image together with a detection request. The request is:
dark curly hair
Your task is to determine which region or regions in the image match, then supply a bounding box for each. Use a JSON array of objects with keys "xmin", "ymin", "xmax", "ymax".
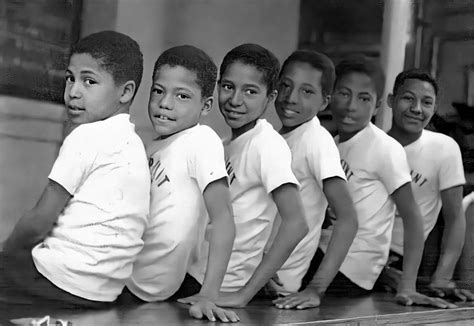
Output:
[
  {"xmin": 393, "ymin": 68, "xmax": 438, "ymax": 96},
  {"xmin": 281, "ymin": 50, "xmax": 335, "ymax": 97},
  {"xmin": 220, "ymin": 44, "xmax": 280, "ymax": 95},
  {"xmin": 70, "ymin": 30, "xmax": 144, "ymax": 99},
  {"xmin": 152, "ymin": 45, "xmax": 217, "ymax": 98},
  {"xmin": 335, "ymin": 54, "xmax": 385, "ymax": 99}
]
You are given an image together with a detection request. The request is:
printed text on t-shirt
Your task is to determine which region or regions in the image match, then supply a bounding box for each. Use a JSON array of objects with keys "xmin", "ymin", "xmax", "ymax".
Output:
[
  {"xmin": 410, "ymin": 170, "xmax": 427, "ymax": 187},
  {"xmin": 149, "ymin": 157, "xmax": 170, "ymax": 187},
  {"xmin": 341, "ymin": 159, "xmax": 354, "ymax": 181},
  {"xmin": 226, "ymin": 158, "xmax": 236, "ymax": 185}
]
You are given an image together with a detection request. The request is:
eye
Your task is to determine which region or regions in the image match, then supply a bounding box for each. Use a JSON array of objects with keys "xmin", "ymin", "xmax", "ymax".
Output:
[
  {"xmin": 280, "ymin": 81, "xmax": 290, "ymax": 89},
  {"xmin": 84, "ymin": 78, "xmax": 96, "ymax": 86},
  {"xmin": 151, "ymin": 87, "xmax": 163, "ymax": 95},
  {"xmin": 245, "ymin": 89, "xmax": 258, "ymax": 95},
  {"xmin": 302, "ymin": 89, "xmax": 314, "ymax": 95},
  {"xmin": 401, "ymin": 95, "xmax": 414, "ymax": 101},
  {"xmin": 177, "ymin": 93, "xmax": 190, "ymax": 100},
  {"xmin": 65, "ymin": 75, "xmax": 74, "ymax": 83},
  {"xmin": 360, "ymin": 96, "xmax": 371, "ymax": 103},
  {"xmin": 335, "ymin": 90, "xmax": 349, "ymax": 98},
  {"xmin": 221, "ymin": 84, "xmax": 233, "ymax": 91},
  {"xmin": 423, "ymin": 100, "xmax": 434, "ymax": 106}
]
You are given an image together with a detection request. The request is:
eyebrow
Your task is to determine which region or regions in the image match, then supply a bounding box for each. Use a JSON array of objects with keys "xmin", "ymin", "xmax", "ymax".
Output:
[{"xmin": 153, "ymin": 82, "xmax": 195, "ymax": 94}]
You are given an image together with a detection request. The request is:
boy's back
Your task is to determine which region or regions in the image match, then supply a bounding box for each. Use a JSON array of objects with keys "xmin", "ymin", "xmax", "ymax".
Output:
[
  {"xmin": 189, "ymin": 119, "xmax": 298, "ymax": 291},
  {"xmin": 320, "ymin": 122, "xmax": 411, "ymax": 289},
  {"xmin": 32, "ymin": 113, "xmax": 150, "ymax": 301},
  {"xmin": 274, "ymin": 116, "xmax": 345, "ymax": 292},
  {"xmin": 128, "ymin": 124, "xmax": 227, "ymax": 301},
  {"xmin": 391, "ymin": 128, "xmax": 465, "ymax": 254}
]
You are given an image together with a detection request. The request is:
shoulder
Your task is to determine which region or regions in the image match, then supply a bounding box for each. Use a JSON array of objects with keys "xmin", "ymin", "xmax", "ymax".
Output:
[
  {"xmin": 253, "ymin": 120, "xmax": 287, "ymax": 149},
  {"xmin": 423, "ymin": 130, "xmax": 460, "ymax": 149},
  {"xmin": 371, "ymin": 124, "xmax": 404, "ymax": 151}
]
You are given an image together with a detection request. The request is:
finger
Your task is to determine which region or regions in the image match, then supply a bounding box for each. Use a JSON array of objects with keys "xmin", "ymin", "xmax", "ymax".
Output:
[
  {"xmin": 177, "ymin": 298, "xmax": 194, "ymax": 305},
  {"xmin": 272, "ymin": 294, "xmax": 294, "ymax": 305},
  {"xmin": 203, "ymin": 307, "xmax": 216, "ymax": 322},
  {"xmin": 395, "ymin": 294, "xmax": 413, "ymax": 306},
  {"xmin": 274, "ymin": 296, "xmax": 299, "ymax": 308},
  {"xmin": 460, "ymin": 289, "xmax": 474, "ymax": 301},
  {"xmin": 453, "ymin": 289, "xmax": 467, "ymax": 302},
  {"xmin": 225, "ymin": 310, "xmax": 240, "ymax": 323},
  {"xmin": 296, "ymin": 299, "xmax": 320, "ymax": 310},
  {"xmin": 429, "ymin": 287, "xmax": 446, "ymax": 298},
  {"xmin": 213, "ymin": 308, "xmax": 229, "ymax": 323},
  {"xmin": 278, "ymin": 297, "xmax": 306, "ymax": 309},
  {"xmin": 188, "ymin": 305, "xmax": 204, "ymax": 320}
]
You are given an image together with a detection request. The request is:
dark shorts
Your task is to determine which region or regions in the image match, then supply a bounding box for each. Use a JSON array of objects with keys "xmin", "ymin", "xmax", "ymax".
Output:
[
  {"xmin": 0, "ymin": 248, "xmax": 110, "ymax": 308},
  {"xmin": 300, "ymin": 248, "xmax": 371, "ymax": 297}
]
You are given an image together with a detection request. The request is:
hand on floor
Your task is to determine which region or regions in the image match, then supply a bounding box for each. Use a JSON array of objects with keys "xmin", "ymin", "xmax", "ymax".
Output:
[
  {"xmin": 428, "ymin": 279, "xmax": 474, "ymax": 302},
  {"xmin": 178, "ymin": 294, "xmax": 240, "ymax": 323},
  {"xmin": 272, "ymin": 288, "xmax": 321, "ymax": 310},
  {"xmin": 395, "ymin": 289, "xmax": 457, "ymax": 309},
  {"xmin": 217, "ymin": 290, "xmax": 251, "ymax": 308}
]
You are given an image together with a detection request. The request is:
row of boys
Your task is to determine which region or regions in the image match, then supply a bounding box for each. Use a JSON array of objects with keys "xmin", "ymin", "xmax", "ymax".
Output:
[{"xmin": 0, "ymin": 30, "xmax": 471, "ymax": 322}]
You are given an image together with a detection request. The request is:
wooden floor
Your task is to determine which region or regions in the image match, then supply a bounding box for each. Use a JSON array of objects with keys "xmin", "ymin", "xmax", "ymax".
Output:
[{"xmin": 1, "ymin": 292, "xmax": 474, "ymax": 325}]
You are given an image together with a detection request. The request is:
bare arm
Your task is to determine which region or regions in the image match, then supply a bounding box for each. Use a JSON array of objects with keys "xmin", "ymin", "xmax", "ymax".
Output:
[
  {"xmin": 391, "ymin": 182, "xmax": 424, "ymax": 293},
  {"xmin": 200, "ymin": 178, "xmax": 236, "ymax": 299},
  {"xmin": 4, "ymin": 180, "xmax": 71, "ymax": 250},
  {"xmin": 218, "ymin": 183, "xmax": 307, "ymax": 307},
  {"xmin": 273, "ymin": 177, "xmax": 357, "ymax": 309},
  {"xmin": 307, "ymin": 177, "xmax": 358, "ymax": 294},
  {"xmin": 432, "ymin": 186, "xmax": 465, "ymax": 282}
]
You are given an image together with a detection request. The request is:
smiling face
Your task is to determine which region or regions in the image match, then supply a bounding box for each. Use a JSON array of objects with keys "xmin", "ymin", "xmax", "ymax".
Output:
[
  {"xmin": 218, "ymin": 61, "xmax": 276, "ymax": 139},
  {"xmin": 148, "ymin": 64, "xmax": 211, "ymax": 138},
  {"xmin": 330, "ymin": 72, "xmax": 379, "ymax": 141},
  {"xmin": 64, "ymin": 53, "xmax": 127, "ymax": 125},
  {"xmin": 276, "ymin": 61, "xmax": 329, "ymax": 133},
  {"xmin": 389, "ymin": 78, "xmax": 436, "ymax": 136}
]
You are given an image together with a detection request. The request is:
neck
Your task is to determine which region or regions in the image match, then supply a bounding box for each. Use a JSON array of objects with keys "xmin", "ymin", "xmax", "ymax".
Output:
[
  {"xmin": 388, "ymin": 125, "xmax": 422, "ymax": 146},
  {"xmin": 338, "ymin": 129, "xmax": 360, "ymax": 143},
  {"xmin": 231, "ymin": 120, "xmax": 258, "ymax": 140}
]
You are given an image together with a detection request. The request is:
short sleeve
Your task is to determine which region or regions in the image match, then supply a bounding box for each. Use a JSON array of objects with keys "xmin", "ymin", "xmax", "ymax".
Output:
[
  {"xmin": 258, "ymin": 133, "xmax": 298, "ymax": 193},
  {"xmin": 439, "ymin": 137, "xmax": 465, "ymax": 190},
  {"xmin": 48, "ymin": 125, "xmax": 96, "ymax": 195},
  {"xmin": 376, "ymin": 139, "xmax": 412, "ymax": 194},
  {"xmin": 308, "ymin": 129, "xmax": 346, "ymax": 182},
  {"xmin": 188, "ymin": 127, "xmax": 228, "ymax": 192}
]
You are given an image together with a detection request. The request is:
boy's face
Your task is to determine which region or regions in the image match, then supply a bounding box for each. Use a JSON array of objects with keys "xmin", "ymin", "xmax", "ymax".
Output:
[
  {"xmin": 389, "ymin": 78, "xmax": 436, "ymax": 135},
  {"xmin": 331, "ymin": 72, "xmax": 379, "ymax": 138},
  {"xmin": 148, "ymin": 64, "xmax": 211, "ymax": 138},
  {"xmin": 218, "ymin": 61, "xmax": 275, "ymax": 137},
  {"xmin": 64, "ymin": 53, "xmax": 124, "ymax": 125},
  {"xmin": 276, "ymin": 61, "xmax": 329, "ymax": 131}
]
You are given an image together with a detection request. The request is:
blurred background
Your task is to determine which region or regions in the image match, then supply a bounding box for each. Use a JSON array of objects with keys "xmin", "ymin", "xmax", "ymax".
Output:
[{"xmin": 0, "ymin": 0, "xmax": 473, "ymax": 251}]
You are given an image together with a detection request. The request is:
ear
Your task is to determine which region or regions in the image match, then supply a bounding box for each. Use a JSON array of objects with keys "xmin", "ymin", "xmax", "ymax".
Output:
[
  {"xmin": 119, "ymin": 80, "xmax": 136, "ymax": 104},
  {"xmin": 387, "ymin": 93, "xmax": 394, "ymax": 108},
  {"xmin": 200, "ymin": 96, "xmax": 213, "ymax": 117},
  {"xmin": 373, "ymin": 98, "xmax": 382, "ymax": 116},
  {"xmin": 266, "ymin": 90, "xmax": 278, "ymax": 104},
  {"xmin": 321, "ymin": 94, "xmax": 331, "ymax": 111}
]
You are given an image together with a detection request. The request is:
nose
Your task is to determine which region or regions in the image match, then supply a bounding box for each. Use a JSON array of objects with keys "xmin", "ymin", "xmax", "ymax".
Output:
[
  {"xmin": 230, "ymin": 90, "xmax": 243, "ymax": 107},
  {"xmin": 286, "ymin": 87, "xmax": 298, "ymax": 104},
  {"xmin": 67, "ymin": 81, "xmax": 81, "ymax": 99},
  {"xmin": 410, "ymin": 100, "xmax": 422, "ymax": 114},
  {"xmin": 159, "ymin": 93, "xmax": 173, "ymax": 110},
  {"xmin": 347, "ymin": 95, "xmax": 358, "ymax": 112}
]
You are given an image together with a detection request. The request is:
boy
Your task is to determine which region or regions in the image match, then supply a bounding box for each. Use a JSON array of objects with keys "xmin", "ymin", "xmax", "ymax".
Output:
[
  {"xmin": 126, "ymin": 45, "xmax": 238, "ymax": 323},
  {"xmin": 188, "ymin": 43, "xmax": 308, "ymax": 307},
  {"xmin": 318, "ymin": 55, "xmax": 453, "ymax": 308},
  {"xmin": 0, "ymin": 31, "xmax": 150, "ymax": 307},
  {"xmin": 270, "ymin": 50, "xmax": 358, "ymax": 310},
  {"xmin": 387, "ymin": 69, "xmax": 473, "ymax": 301}
]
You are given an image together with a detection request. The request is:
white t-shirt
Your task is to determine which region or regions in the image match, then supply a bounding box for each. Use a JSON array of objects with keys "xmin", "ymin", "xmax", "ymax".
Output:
[
  {"xmin": 273, "ymin": 117, "xmax": 346, "ymax": 293},
  {"xmin": 319, "ymin": 123, "xmax": 411, "ymax": 290},
  {"xmin": 127, "ymin": 124, "xmax": 228, "ymax": 301},
  {"xmin": 32, "ymin": 114, "xmax": 150, "ymax": 302},
  {"xmin": 188, "ymin": 119, "xmax": 298, "ymax": 292},
  {"xmin": 391, "ymin": 130, "xmax": 465, "ymax": 255}
]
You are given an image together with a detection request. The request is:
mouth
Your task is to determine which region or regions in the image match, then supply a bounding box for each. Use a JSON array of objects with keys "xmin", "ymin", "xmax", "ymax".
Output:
[
  {"xmin": 153, "ymin": 114, "xmax": 175, "ymax": 122},
  {"xmin": 403, "ymin": 115, "xmax": 423, "ymax": 122},
  {"xmin": 224, "ymin": 109, "xmax": 244, "ymax": 119},
  {"xmin": 68, "ymin": 105, "xmax": 85, "ymax": 114},
  {"xmin": 340, "ymin": 116, "xmax": 357, "ymax": 124},
  {"xmin": 278, "ymin": 107, "xmax": 299, "ymax": 117}
]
